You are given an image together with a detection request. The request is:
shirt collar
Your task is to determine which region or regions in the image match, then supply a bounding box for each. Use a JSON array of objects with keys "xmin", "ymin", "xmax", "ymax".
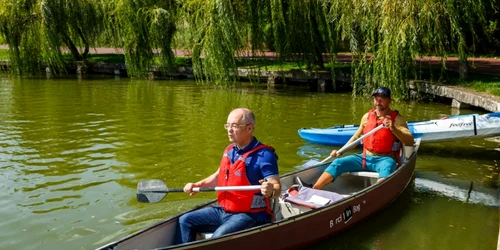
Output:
[{"xmin": 233, "ymin": 137, "xmax": 259, "ymax": 154}]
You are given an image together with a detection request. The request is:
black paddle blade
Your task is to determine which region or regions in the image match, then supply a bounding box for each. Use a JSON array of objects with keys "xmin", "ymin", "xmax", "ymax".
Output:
[{"xmin": 137, "ymin": 179, "xmax": 168, "ymax": 203}]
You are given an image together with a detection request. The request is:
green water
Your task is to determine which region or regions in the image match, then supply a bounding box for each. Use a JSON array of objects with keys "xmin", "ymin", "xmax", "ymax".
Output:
[{"xmin": 0, "ymin": 75, "xmax": 498, "ymax": 250}]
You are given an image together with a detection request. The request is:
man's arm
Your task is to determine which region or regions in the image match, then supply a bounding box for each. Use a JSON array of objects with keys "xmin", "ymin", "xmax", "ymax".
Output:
[
  {"xmin": 391, "ymin": 115, "xmax": 414, "ymax": 146},
  {"xmin": 194, "ymin": 169, "xmax": 219, "ymax": 187},
  {"xmin": 259, "ymin": 150, "xmax": 281, "ymax": 199},
  {"xmin": 340, "ymin": 113, "xmax": 368, "ymax": 153},
  {"xmin": 264, "ymin": 176, "xmax": 281, "ymax": 199},
  {"xmin": 183, "ymin": 169, "xmax": 219, "ymax": 195}
]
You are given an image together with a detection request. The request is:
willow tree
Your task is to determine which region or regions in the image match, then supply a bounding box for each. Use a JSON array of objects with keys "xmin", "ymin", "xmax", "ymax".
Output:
[
  {"xmin": 0, "ymin": 0, "xmax": 42, "ymax": 74},
  {"xmin": 180, "ymin": 0, "xmax": 335, "ymax": 83},
  {"xmin": 268, "ymin": 0, "xmax": 335, "ymax": 68},
  {"xmin": 328, "ymin": 0, "xmax": 488, "ymax": 98},
  {"xmin": 41, "ymin": 0, "xmax": 104, "ymax": 63},
  {"xmin": 103, "ymin": 0, "xmax": 178, "ymax": 77}
]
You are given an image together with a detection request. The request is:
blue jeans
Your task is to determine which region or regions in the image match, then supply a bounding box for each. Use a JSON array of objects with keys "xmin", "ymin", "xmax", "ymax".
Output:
[
  {"xmin": 324, "ymin": 153, "xmax": 396, "ymax": 179},
  {"xmin": 176, "ymin": 206, "xmax": 263, "ymax": 244}
]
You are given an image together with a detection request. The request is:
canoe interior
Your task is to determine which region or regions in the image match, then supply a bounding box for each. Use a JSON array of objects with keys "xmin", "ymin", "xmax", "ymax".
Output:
[{"xmin": 99, "ymin": 141, "xmax": 420, "ymax": 250}]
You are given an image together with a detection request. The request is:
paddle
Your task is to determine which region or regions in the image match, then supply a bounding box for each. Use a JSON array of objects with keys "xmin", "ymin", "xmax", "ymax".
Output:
[
  {"xmin": 136, "ymin": 179, "xmax": 261, "ymax": 203},
  {"xmin": 299, "ymin": 123, "xmax": 386, "ymax": 169}
]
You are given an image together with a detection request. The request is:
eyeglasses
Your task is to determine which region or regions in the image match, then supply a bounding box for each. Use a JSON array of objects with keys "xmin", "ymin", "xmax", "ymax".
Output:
[{"xmin": 224, "ymin": 123, "xmax": 250, "ymax": 130}]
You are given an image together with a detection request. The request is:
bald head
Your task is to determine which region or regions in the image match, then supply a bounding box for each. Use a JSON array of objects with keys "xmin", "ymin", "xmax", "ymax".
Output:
[{"xmin": 229, "ymin": 108, "xmax": 255, "ymax": 127}]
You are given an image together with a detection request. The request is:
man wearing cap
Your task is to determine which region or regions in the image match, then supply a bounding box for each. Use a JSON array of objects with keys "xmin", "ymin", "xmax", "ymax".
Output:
[{"xmin": 311, "ymin": 87, "xmax": 414, "ymax": 190}]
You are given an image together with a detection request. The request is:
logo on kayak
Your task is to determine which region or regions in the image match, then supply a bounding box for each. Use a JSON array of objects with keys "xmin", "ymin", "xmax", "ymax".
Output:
[{"xmin": 449, "ymin": 122, "xmax": 473, "ymax": 128}]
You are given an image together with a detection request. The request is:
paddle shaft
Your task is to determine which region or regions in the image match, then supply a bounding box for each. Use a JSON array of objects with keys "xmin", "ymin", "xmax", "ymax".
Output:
[
  {"xmin": 140, "ymin": 185, "xmax": 261, "ymax": 194},
  {"xmin": 320, "ymin": 124, "xmax": 385, "ymax": 163}
]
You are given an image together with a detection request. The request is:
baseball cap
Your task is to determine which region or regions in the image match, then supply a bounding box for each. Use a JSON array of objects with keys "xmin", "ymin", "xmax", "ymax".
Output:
[{"xmin": 372, "ymin": 87, "xmax": 391, "ymax": 98}]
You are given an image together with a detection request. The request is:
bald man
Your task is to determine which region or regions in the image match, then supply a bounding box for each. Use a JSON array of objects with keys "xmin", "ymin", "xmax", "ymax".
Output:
[{"xmin": 176, "ymin": 108, "xmax": 280, "ymax": 244}]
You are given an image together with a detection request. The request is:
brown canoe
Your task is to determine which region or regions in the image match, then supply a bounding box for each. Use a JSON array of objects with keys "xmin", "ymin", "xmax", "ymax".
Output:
[{"xmin": 97, "ymin": 139, "xmax": 420, "ymax": 250}]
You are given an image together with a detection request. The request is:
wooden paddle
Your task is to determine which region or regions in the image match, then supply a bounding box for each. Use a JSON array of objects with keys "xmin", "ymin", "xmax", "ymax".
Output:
[
  {"xmin": 299, "ymin": 123, "xmax": 386, "ymax": 169},
  {"xmin": 136, "ymin": 179, "xmax": 261, "ymax": 203}
]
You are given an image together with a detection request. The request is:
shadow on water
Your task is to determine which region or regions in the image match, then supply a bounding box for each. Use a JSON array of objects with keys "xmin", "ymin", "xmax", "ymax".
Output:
[
  {"xmin": 416, "ymin": 141, "xmax": 500, "ymax": 161},
  {"xmin": 306, "ymin": 176, "xmax": 499, "ymax": 250},
  {"xmin": 306, "ymin": 178, "xmax": 417, "ymax": 250}
]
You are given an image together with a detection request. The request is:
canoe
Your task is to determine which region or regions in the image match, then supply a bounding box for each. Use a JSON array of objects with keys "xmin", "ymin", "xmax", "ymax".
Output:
[
  {"xmin": 298, "ymin": 112, "xmax": 500, "ymax": 146},
  {"xmin": 97, "ymin": 140, "xmax": 420, "ymax": 250}
]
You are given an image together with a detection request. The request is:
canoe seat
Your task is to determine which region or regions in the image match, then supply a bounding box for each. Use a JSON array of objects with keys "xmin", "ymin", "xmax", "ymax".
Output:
[
  {"xmin": 342, "ymin": 171, "xmax": 379, "ymax": 187},
  {"xmin": 198, "ymin": 232, "xmax": 213, "ymax": 240},
  {"xmin": 340, "ymin": 145, "xmax": 415, "ymax": 187},
  {"xmin": 343, "ymin": 171, "xmax": 379, "ymax": 178}
]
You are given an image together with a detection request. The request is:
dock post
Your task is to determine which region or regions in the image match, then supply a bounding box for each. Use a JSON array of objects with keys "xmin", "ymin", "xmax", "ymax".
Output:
[
  {"xmin": 451, "ymin": 99, "xmax": 472, "ymax": 109},
  {"xmin": 45, "ymin": 67, "xmax": 52, "ymax": 79},
  {"xmin": 76, "ymin": 61, "xmax": 86, "ymax": 76},
  {"xmin": 317, "ymin": 79, "xmax": 326, "ymax": 92},
  {"xmin": 267, "ymin": 73, "xmax": 278, "ymax": 88},
  {"xmin": 148, "ymin": 72, "xmax": 155, "ymax": 80}
]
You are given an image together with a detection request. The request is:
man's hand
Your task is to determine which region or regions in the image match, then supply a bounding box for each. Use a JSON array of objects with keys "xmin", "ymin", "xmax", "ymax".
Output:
[
  {"xmin": 259, "ymin": 179, "xmax": 274, "ymax": 198},
  {"xmin": 183, "ymin": 182, "xmax": 200, "ymax": 196},
  {"xmin": 383, "ymin": 116, "xmax": 394, "ymax": 131},
  {"xmin": 330, "ymin": 149, "xmax": 341, "ymax": 158}
]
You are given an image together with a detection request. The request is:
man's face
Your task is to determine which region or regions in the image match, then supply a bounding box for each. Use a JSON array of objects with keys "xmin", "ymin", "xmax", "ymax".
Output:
[
  {"xmin": 373, "ymin": 94, "xmax": 392, "ymax": 111},
  {"xmin": 225, "ymin": 111, "xmax": 253, "ymax": 144}
]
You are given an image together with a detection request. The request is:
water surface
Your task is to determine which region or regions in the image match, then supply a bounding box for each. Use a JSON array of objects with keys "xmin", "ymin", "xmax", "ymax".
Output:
[{"xmin": 0, "ymin": 75, "xmax": 498, "ymax": 250}]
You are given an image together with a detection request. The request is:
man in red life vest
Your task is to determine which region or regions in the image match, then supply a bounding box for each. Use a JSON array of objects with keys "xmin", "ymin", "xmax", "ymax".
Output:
[
  {"xmin": 176, "ymin": 108, "xmax": 281, "ymax": 244},
  {"xmin": 312, "ymin": 87, "xmax": 414, "ymax": 190}
]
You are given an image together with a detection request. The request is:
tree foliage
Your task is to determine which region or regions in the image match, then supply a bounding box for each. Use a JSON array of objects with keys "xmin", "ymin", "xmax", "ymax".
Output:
[
  {"xmin": 0, "ymin": 0, "xmax": 497, "ymax": 98},
  {"xmin": 328, "ymin": 0, "xmax": 488, "ymax": 98},
  {"xmin": 41, "ymin": 0, "xmax": 104, "ymax": 62},
  {"xmin": 0, "ymin": 0, "xmax": 105, "ymax": 74},
  {"xmin": 103, "ymin": 0, "xmax": 178, "ymax": 77},
  {"xmin": 180, "ymin": 0, "xmax": 335, "ymax": 83},
  {"xmin": 0, "ymin": 0, "xmax": 42, "ymax": 74}
]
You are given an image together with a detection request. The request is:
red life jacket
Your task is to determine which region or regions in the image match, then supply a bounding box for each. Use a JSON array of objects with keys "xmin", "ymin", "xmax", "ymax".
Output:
[
  {"xmin": 362, "ymin": 109, "xmax": 401, "ymax": 168},
  {"xmin": 217, "ymin": 143, "xmax": 274, "ymax": 214}
]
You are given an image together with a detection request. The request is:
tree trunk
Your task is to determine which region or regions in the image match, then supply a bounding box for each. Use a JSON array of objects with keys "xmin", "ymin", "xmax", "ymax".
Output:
[
  {"xmin": 63, "ymin": 32, "xmax": 82, "ymax": 61},
  {"xmin": 78, "ymin": 28, "xmax": 89, "ymax": 59},
  {"xmin": 459, "ymin": 56, "xmax": 468, "ymax": 80},
  {"xmin": 311, "ymin": 15, "xmax": 324, "ymax": 69}
]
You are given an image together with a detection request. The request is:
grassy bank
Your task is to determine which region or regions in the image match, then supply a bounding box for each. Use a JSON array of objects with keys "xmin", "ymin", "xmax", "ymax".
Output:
[
  {"xmin": 457, "ymin": 75, "xmax": 500, "ymax": 96},
  {"xmin": 1, "ymin": 48, "xmax": 498, "ymax": 97}
]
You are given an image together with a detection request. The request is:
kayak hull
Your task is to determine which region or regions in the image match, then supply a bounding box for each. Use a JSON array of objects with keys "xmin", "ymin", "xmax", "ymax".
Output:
[{"xmin": 298, "ymin": 112, "xmax": 500, "ymax": 146}]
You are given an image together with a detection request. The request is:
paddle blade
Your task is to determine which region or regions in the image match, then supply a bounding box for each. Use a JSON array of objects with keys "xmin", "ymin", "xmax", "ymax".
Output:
[
  {"xmin": 297, "ymin": 159, "xmax": 321, "ymax": 169},
  {"xmin": 137, "ymin": 179, "xmax": 168, "ymax": 203}
]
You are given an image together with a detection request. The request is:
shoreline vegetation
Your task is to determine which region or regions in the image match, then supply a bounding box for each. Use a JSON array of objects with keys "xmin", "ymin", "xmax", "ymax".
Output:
[
  {"xmin": 1, "ymin": 48, "xmax": 499, "ymax": 97},
  {"xmin": 1, "ymin": 0, "xmax": 499, "ymax": 98}
]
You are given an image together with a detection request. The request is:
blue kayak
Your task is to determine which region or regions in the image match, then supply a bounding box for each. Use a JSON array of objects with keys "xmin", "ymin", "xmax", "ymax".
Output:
[{"xmin": 298, "ymin": 112, "xmax": 500, "ymax": 146}]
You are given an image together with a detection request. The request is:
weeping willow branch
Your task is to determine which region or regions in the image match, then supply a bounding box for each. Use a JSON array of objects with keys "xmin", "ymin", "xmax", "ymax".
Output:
[
  {"xmin": 39, "ymin": 0, "xmax": 104, "ymax": 73},
  {"xmin": 0, "ymin": 0, "xmax": 494, "ymax": 90},
  {"xmin": 103, "ymin": 0, "xmax": 178, "ymax": 77},
  {"xmin": 329, "ymin": 0, "xmax": 487, "ymax": 98},
  {"xmin": 182, "ymin": 0, "xmax": 335, "ymax": 84},
  {"xmin": 0, "ymin": 0, "xmax": 42, "ymax": 75}
]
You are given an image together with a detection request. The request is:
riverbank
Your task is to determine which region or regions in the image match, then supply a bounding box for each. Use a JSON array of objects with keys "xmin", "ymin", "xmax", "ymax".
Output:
[{"xmin": 1, "ymin": 47, "xmax": 500, "ymax": 112}]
